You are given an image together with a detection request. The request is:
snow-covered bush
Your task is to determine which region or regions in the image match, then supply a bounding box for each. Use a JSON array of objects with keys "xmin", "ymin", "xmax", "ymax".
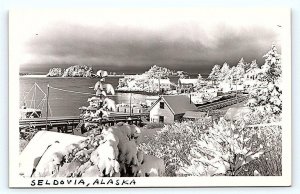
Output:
[
  {"xmin": 139, "ymin": 120, "xmax": 212, "ymax": 176},
  {"xmin": 179, "ymin": 119, "xmax": 265, "ymax": 176},
  {"xmin": 139, "ymin": 116, "xmax": 281, "ymax": 176},
  {"xmin": 30, "ymin": 71, "xmax": 165, "ymax": 178}
]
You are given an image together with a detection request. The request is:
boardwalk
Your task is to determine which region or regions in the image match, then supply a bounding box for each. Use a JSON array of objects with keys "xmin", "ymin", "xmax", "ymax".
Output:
[
  {"xmin": 19, "ymin": 112, "xmax": 149, "ymax": 134},
  {"xmin": 197, "ymin": 95, "xmax": 248, "ymax": 112}
]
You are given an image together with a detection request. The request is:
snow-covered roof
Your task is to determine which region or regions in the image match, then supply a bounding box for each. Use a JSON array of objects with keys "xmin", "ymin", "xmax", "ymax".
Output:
[
  {"xmin": 151, "ymin": 79, "xmax": 171, "ymax": 84},
  {"xmin": 245, "ymin": 67, "xmax": 261, "ymax": 74},
  {"xmin": 178, "ymin": 79, "xmax": 198, "ymax": 85},
  {"xmin": 145, "ymin": 96, "xmax": 160, "ymax": 100},
  {"xmin": 20, "ymin": 108, "xmax": 42, "ymax": 113}
]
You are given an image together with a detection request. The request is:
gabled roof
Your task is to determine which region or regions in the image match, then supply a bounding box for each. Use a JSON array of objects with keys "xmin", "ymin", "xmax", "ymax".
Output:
[
  {"xmin": 178, "ymin": 79, "xmax": 198, "ymax": 85},
  {"xmin": 149, "ymin": 95, "xmax": 198, "ymax": 115},
  {"xmin": 245, "ymin": 67, "xmax": 261, "ymax": 74}
]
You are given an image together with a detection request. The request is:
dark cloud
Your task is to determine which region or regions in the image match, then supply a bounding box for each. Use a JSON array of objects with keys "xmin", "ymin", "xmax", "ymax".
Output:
[{"xmin": 20, "ymin": 21, "xmax": 280, "ymax": 74}]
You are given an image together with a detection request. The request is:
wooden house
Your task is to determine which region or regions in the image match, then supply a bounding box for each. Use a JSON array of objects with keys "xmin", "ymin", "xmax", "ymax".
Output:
[
  {"xmin": 178, "ymin": 79, "xmax": 198, "ymax": 93},
  {"xmin": 149, "ymin": 95, "xmax": 198, "ymax": 124}
]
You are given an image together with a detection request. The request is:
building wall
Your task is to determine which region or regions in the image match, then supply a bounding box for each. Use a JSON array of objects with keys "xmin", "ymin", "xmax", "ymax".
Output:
[
  {"xmin": 116, "ymin": 105, "xmax": 142, "ymax": 113},
  {"xmin": 151, "ymin": 82, "xmax": 171, "ymax": 91},
  {"xmin": 150, "ymin": 99, "xmax": 174, "ymax": 124},
  {"xmin": 174, "ymin": 113, "xmax": 184, "ymax": 122}
]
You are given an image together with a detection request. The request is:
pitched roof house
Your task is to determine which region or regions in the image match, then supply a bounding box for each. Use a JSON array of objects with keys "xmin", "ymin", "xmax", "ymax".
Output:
[
  {"xmin": 178, "ymin": 78, "xmax": 199, "ymax": 93},
  {"xmin": 149, "ymin": 95, "xmax": 198, "ymax": 123}
]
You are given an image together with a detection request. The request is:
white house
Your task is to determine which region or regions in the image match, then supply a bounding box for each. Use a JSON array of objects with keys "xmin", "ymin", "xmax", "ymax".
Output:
[
  {"xmin": 243, "ymin": 68, "xmax": 263, "ymax": 89},
  {"xmin": 218, "ymin": 81, "xmax": 244, "ymax": 93},
  {"xmin": 150, "ymin": 79, "xmax": 171, "ymax": 92},
  {"xmin": 149, "ymin": 95, "xmax": 198, "ymax": 124}
]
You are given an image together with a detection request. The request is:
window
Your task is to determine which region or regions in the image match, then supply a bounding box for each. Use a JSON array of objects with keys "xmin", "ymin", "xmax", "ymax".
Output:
[
  {"xmin": 160, "ymin": 102, "xmax": 164, "ymax": 109},
  {"xmin": 159, "ymin": 116, "xmax": 164, "ymax": 123}
]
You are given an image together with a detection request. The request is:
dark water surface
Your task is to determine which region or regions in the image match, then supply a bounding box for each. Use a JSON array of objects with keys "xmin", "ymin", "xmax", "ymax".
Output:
[
  {"xmin": 19, "ymin": 77, "xmax": 180, "ymax": 117},
  {"xmin": 19, "ymin": 74, "xmax": 207, "ymax": 117}
]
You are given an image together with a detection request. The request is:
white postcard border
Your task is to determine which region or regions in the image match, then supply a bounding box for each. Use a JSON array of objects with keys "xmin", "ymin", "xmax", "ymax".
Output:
[{"xmin": 8, "ymin": 8, "xmax": 292, "ymax": 188}]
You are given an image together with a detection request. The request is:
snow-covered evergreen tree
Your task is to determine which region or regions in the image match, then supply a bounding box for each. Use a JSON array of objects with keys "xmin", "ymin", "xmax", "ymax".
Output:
[
  {"xmin": 247, "ymin": 44, "xmax": 282, "ymax": 117},
  {"xmin": 233, "ymin": 58, "xmax": 246, "ymax": 84},
  {"xmin": 261, "ymin": 44, "xmax": 281, "ymax": 82},
  {"xmin": 219, "ymin": 62, "xmax": 230, "ymax": 81},
  {"xmin": 208, "ymin": 64, "xmax": 221, "ymax": 84},
  {"xmin": 195, "ymin": 74, "xmax": 203, "ymax": 90},
  {"xmin": 237, "ymin": 58, "xmax": 246, "ymax": 69}
]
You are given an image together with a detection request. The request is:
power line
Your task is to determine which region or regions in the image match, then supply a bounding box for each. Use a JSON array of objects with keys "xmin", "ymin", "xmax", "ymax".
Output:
[
  {"xmin": 49, "ymin": 85, "xmax": 118, "ymax": 96},
  {"xmin": 49, "ymin": 86, "xmax": 95, "ymax": 95}
]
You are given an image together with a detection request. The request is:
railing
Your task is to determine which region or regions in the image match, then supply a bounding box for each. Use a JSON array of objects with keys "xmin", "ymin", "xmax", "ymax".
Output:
[
  {"xmin": 19, "ymin": 116, "xmax": 81, "ymax": 128},
  {"xmin": 19, "ymin": 112, "xmax": 150, "ymax": 129}
]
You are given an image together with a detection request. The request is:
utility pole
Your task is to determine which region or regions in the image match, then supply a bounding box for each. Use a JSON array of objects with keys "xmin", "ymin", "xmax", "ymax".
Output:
[
  {"xmin": 158, "ymin": 76, "xmax": 161, "ymax": 94},
  {"xmin": 129, "ymin": 93, "xmax": 132, "ymax": 117},
  {"xmin": 235, "ymin": 78, "xmax": 238, "ymax": 104},
  {"xmin": 45, "ymin": 84, "xmax": 50, "ymax": 131},
  {"xmin": 34, "ymin": 83, "xmax": 37, "ymax": 109}
]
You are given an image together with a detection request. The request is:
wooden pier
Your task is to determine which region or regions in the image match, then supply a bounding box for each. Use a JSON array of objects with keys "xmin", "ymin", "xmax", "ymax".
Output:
[{"xmin": 19, "ymin": 112, "xmax": 149, "ymax": 135}]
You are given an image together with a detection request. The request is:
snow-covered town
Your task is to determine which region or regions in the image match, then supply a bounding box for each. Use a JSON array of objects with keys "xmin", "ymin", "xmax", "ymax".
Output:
[
  {"xmin": 12, "ymin": 8, "xmax": 287, "ymax": 184},
  {"xmin": 18, "ymin": 44, "xmax": 282, "ymax": 178}
]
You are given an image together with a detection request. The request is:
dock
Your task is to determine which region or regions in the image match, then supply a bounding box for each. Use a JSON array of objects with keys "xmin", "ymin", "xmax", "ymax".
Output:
[{"xmin": 19, "ymin": 112, "xmax": 149, "ymax": 135}]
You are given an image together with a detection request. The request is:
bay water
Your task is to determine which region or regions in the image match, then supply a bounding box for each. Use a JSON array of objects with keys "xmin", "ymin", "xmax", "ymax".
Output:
[{"xmin": 19, "ymin": 76, "xmax": 181, "ymax": 117}]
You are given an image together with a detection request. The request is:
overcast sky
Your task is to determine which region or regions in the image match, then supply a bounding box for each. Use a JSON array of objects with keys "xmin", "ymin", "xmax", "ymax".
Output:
[{"xmin": 10, "ymin": 9, "xmax": 284, "ymax": 74}]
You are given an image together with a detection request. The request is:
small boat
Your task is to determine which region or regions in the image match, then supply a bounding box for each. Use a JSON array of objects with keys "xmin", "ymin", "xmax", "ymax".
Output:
[
  {"xmin": 19, "ymin": 82, "xmax": 50, "ymax": 119},
  {"xmin": 20, "ymin": 106, "xmax": 42, "ymax": 119}
]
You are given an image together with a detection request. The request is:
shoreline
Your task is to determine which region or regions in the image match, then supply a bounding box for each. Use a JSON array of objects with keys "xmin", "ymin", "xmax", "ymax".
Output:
[
  {"xmin": 20, "ymin": 74, "xmax": 47, "ymax": 78},
  {"xmin": 115, "ymin": 89, "xmax": 161, "ymax": 96},
  {"xmin": 19, "ymin": 75, "xmax": 126, "ymax": 78}
]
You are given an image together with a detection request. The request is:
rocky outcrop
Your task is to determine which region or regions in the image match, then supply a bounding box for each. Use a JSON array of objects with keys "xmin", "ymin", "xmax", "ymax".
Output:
[
  {"xmin": 145, "ymin": 65, "xmax": 175, "ymax": 79},
  {"xmin": 46, "ymin": 68, "xmax": 62, "ymax": 77},
  {"xmin": 62, "ymin": 65, "xmax": 93, "ymax": 77}
]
